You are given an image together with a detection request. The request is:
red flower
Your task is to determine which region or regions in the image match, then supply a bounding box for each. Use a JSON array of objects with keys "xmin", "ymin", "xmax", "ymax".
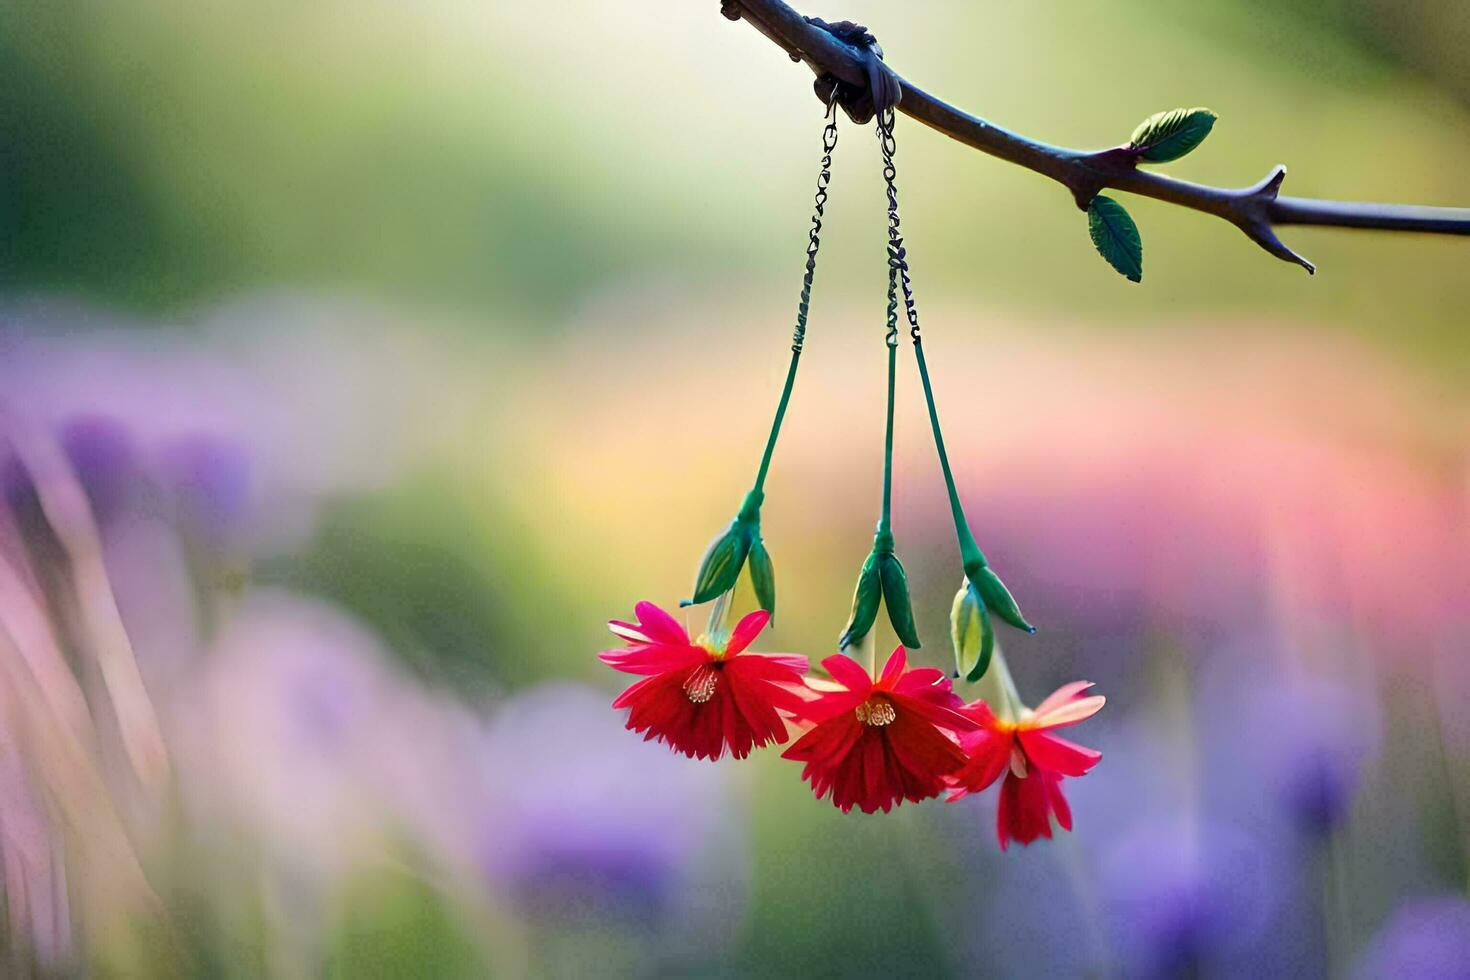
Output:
[
  {"xmin": 948, "ymin": 681, "xmax": 1105, "ymax": 849},
  {"xmin": 782, "ymin": 646, "xmax": 978, "ymax": 814},
  {"xmin": 598, "ymin": 601, "xmax": 810, "ymax": 760}
]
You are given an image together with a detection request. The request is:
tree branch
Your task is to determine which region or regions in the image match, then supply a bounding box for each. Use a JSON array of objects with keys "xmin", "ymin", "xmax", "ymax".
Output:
[{"xmin": 722, "ymin": 0, "xmax": 1470, "ymax": 274}]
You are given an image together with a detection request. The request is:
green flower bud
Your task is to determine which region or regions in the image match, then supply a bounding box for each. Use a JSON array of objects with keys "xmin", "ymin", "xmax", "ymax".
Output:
[
  {"xmin": 950, "ymin": 578, "xmax": 995, "ymax": 682},
  {"xmin": 684, "ymin": 519, "xmax": 753, "ymax": 606},
  {"xmin": 748, "ymin": 536, "xmax": 777, "ymax": 621},
  {"xmin": 838, "ymin": 551, "xmax": 883, "ymax": 651},
  {"xmin": 966, "ymin": 563, "xmax": 1035, "ymax": 634},
  {"xmin": 879, "ymin": 552, "xmax": 921, "ymax": 649}
]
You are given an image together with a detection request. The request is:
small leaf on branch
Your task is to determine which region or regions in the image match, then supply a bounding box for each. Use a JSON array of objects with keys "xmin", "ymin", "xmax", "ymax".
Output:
[
  {"xmin": 1128, "ymin": 107, "xmax": 1217, "ymax": 163},
  {"xmin": 1087, "ymin": 196, "xmax": 1143, "ymax": 283}
]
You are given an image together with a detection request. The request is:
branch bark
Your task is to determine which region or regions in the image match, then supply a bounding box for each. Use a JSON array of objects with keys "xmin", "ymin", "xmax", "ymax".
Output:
[{"xmin": 722, "ymin": 0, "xmax": 1470, "ymax": 274}]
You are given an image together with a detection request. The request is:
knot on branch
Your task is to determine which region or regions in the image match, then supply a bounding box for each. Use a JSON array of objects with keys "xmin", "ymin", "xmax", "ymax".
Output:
[
  {"xmin": 1235, "ymin": 166, "xmax": 1315, "ymax": 274},
  {"xmin": 806, "ymin": 17, "xmax": 900, "ymax": 124}
]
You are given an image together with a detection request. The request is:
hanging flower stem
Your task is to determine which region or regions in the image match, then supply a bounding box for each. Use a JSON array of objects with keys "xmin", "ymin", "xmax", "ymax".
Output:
[
  {"xmin": 878, "ymin": 343, "xmax": 896, "ymax": 539},
  {"xmin": 912, "ymin": 342, "xmax": 984, "ymax": 568},
  {"xmin": 973, "ymin": 642, "xmax": 1026, "ymax": 722},
  {"xmin": 877, "ymin": 228, "xmax": 899, "ymax": 544},
  {"xmin": 687, "ymin": 96, "xmax": 841, "ymax": 611},
  {"xmin": 877, "ymin": 108, "xmax": 985, "ymax": 574},
  {"xmin": 748, "ymin": 96, "xmax": 840, "ymax": 503}
]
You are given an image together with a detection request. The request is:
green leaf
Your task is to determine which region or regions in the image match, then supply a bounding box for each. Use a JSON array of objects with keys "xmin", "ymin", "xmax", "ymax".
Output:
[
  {"xmin": 1129, "ymin": 107, "xmax": 1217, "ymax": 163},
  {"xmin": 838, "ymin": 553, "xmax": 883, "ymax": 651},
  {"xmin": 747, "ymin": 537, "xmax": 776, "ymax": 620},
  {"xmin": 684, "ymin": 521, "xmax": 751, "ymax": 605},
  {"xmin": 950, "ymin": 581, "xmax": 995, "ymax": 682},
  {"xmin": 1087, "ymin": 196, "xmax": 1143, "ymax": 283},
  {"xmin": 879, "ymin": 553, "xmax": 922, "ymax": 650},
  {"xmin": 969, "ymin": 565, "xmax": 1035, "ymax": 634}
]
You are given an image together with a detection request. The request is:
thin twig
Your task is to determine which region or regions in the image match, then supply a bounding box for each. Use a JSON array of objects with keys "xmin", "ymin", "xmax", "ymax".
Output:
[{"xmin": 722, "ymin": 0, "xmax": 1470, "ymax": 274}]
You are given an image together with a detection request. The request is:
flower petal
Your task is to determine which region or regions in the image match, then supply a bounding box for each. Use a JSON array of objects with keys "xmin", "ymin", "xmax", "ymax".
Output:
[
  {"xmin": 1030, "ymin": 681, "xmax": 1096, "ymax": 719},
  {"xmin": 753, "ymin": 652, "xmax": 810, "ymax": 674},
  {"xmin": 889, "ymin": 690, "xmax": 981, "ymax": 734},
  {"xmin": 879, "ymin": 645, "xmax": 908, "ymax": 685},
  {"xmin": 821, "ymin": 654, "xmax": 874, "ymax": 694},
  {"xmin": 597, "ymin": 643, "xmax": 707, "ymax": 675},
  {"xmin": 724, "ymin": 609, "xmax": 771, "ymax": 657},
  {"xmin": 1030, "ymin": 693, "xmax": 1106, "ymax": 730},
  {"xmin": 608, "ymin": 620, "xmax": 650, "ymax": 644},
  {"xmin": 632, "ymin": 600, "xmax": 691, "ymax": 645},
  {"xmin": 1018, "ymin": 730, "xmax": 1101, "ymax": 776},
  {"xmin": 948, "ymin": 729, "xmax": 1012, "ymax": 795},
  {"xmin": 959, "ymin": 698, "xmax": 1001, "ymax": 729},
  {"xmin": 892, "ymin": 666, "xmax": 960, "ymax": 703},
  {"xmin": 1045, "ymin": 772, "xmax": 1073, "ymax": 831},
  {"xmin": 997, "ymin": 771, "xmax": 1055, "ymax": 848}
]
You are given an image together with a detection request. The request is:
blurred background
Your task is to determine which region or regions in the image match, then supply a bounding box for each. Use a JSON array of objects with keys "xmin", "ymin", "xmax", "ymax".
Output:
[{"xmin": 0, "ymin": 1, "xmax": 1467, "ymax": 976}]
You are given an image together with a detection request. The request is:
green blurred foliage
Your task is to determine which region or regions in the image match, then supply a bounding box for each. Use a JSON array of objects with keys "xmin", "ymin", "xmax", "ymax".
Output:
[
  {"xmin": 258, "ymin": 475, "xmax": 574, "ymax": 696},
  {"xmin": 1, "ymin": 0, "xmax": 1466, "ymax": 366},
  {"xmin": 329, "ymin": 871, "xmax": 487, "ymax": 980}
]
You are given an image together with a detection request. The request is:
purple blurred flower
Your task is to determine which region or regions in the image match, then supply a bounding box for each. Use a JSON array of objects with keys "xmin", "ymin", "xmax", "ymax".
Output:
[
  {"xmin": 1353, "ymin": 896, "xmax": 1470, "ymax": 980},
  {"xmin": 157, "ymin": 432, "xmax": 255, "ymax": 550},
  {"xmin": 478, "ymin": 684, "xmax": 748, "ymax": 940},
  {"xmin": 1100, "ymin": 819, "xmax": 1281, "ymax": 978},
  {"xmin": 58, "ymin": 415, "xmax": 140, "ymax": 525},
  {"xmin": 1200, "ymin": 664, "xmax": 1378, "ymax": 835}
]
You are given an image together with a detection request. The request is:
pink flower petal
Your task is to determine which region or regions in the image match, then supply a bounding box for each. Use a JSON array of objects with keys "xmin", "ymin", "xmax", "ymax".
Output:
[
  {"xmin": 1019, "ymin": 730, "xmax": 1102, "ymax": 776},
  {"xmin": 890, "ymin": 690, "xmax": 981, "ymax": 734},
  {"xmin": 607, "ymin": 620, "xmax": 650, "ymax": 644},
  {"xmin": 597, "ymin": 644, "xmax": 706, "ymax": 675},
  {"xmin": 821, "ymin": 654, "xmax": 874, "ymax": 694},
  {"xmin": 723, "ymin": 609, "xmax": 770, "ymax": 657},
  {"xmin": 1030, "ymin": 693, "xmax": 1106, "ymax": 730},
  {"xmin": 1030, "ymin": 681, "xmax": 1096, "ymax": 718},
  {"xmin": 879, "ymin": 646, "xmax": 908, "ymax": 685},
  {"xmin": 632, "ymin": 600, "xmax": 690, "ymax": 646},
  {"xmin": 752, "ymin": 652, "xmax": 809, "ymax": 674}
]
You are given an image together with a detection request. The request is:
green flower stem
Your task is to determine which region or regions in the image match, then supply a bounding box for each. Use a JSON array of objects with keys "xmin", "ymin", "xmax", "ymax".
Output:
[
  {"xmin": 878, "ymin": 342, "xmax": 896, "ymax": 538},
  {"xmin": 851, "ymin": 621, "xmax": 878, "ymax": 678},
  {"xmin": 745, "ymin": 101, "xmax": 839, "ymax": 508},
  {"xmin": 750, "ymin": 350, "xmax": 801, "ymax": 498},
  {"xmin": 912, "ymin": 339, "xmax": 987, "ymax": 571},
  {"xmin": 973, "ymin": 643, "xmax": 1025, "ymax": 722},
  {"xmin": 704, "ymin": 587, "xmax": 733, "ymax": 645}
]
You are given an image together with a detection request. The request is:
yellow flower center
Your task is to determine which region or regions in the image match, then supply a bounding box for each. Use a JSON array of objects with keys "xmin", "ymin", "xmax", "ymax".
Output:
[
  {"xmin": 693, "ymin": 633, "xmax": 725, "ymax": 659},
  {"xmin": 855, "ymin": 698, "xmax": 897, "ymax": 727}
]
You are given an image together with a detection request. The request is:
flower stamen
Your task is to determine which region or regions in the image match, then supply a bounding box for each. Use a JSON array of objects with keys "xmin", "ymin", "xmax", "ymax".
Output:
[
  {"xmin": 855, "ymin": 698, "xmax": 897, "ymax": 727},
  {"xmin": 683, "ymin": 663, "xmax": 719, "ymax": 704}
]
